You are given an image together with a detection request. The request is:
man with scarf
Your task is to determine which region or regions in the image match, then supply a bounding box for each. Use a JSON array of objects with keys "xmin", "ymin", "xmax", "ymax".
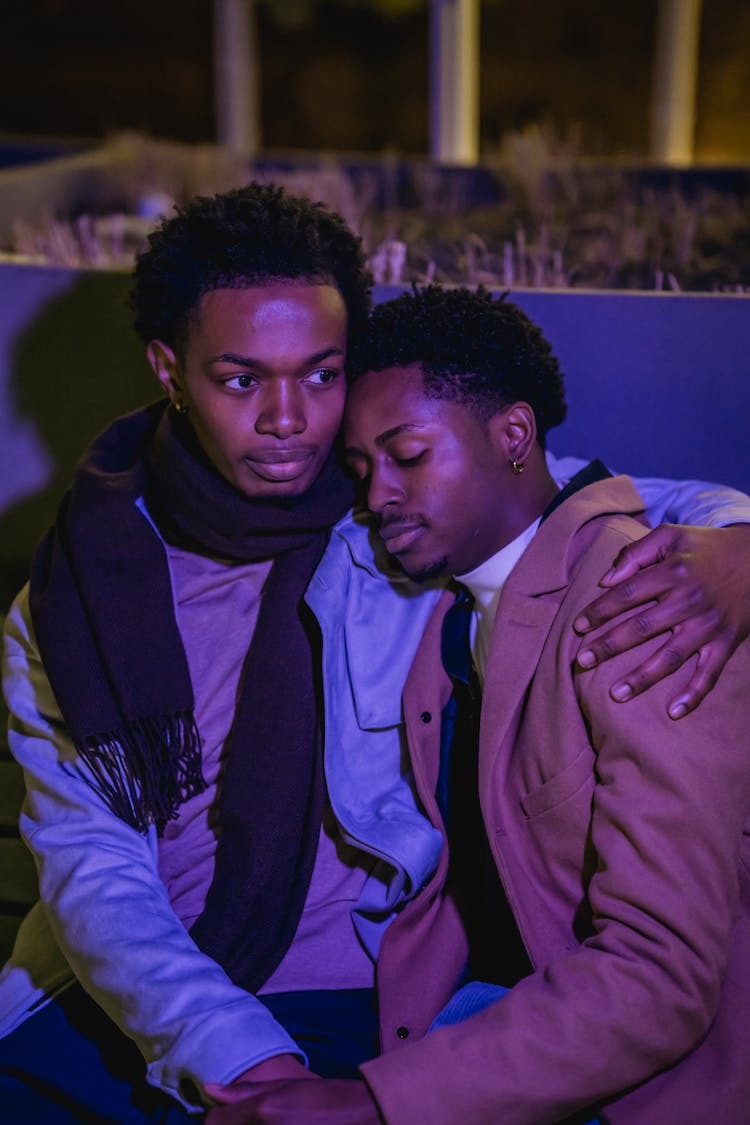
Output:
[{"xmin": 0, "ymin": 183, "xmax": 749, "ymax": 1123}]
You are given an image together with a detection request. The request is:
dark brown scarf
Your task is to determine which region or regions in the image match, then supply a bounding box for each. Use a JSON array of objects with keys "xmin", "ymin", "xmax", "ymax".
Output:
[{"xmin": 29, "ymin": 399, "xmax": 355, "ymax": 991}]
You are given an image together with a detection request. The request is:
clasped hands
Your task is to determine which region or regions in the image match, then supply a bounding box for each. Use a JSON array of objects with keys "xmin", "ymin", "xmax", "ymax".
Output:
[{"xmin": 204, "ymin": 1055, "xmax": 379, "ymax": 1124}]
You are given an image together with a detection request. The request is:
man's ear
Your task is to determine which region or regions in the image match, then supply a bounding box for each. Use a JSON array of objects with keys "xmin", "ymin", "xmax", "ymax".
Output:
[
  {"xmin": 488, "ymin": 402, "xmax": 537, "ymax": 468},
  {"xmin": 147, "ymin": 340, "xmax": 181, "ymax": 402}
]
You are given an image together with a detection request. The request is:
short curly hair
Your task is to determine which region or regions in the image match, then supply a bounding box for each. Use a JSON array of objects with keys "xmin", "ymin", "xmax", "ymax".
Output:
[
  {"xmin": 348, "ymin": 285, "xmax": 567, "ymax": 440},
  {"xmin": 130, "ymin": 181, "xmax": 372, "ymax": 356}
]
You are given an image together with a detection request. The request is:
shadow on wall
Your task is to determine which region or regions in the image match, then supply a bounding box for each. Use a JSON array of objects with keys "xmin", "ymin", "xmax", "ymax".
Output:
[{"xmin": 0, "ymin": 269, "xmax": 157, "ymax": 611}]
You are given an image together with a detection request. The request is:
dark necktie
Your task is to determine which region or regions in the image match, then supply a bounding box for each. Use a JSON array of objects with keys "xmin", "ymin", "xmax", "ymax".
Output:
[
  {"xmin": 438, "ymin": 584, "xmax": 481, "ymax": 832},
  {"xmin": 439, "ymin": 583, "xmax": 532, "ymax": 986}
]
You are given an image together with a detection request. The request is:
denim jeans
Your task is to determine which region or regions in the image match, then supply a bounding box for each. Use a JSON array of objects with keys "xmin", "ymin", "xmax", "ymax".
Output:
[{"xmin": 0, "ymin": 983, "xmax": 377, "ymax": 1123}]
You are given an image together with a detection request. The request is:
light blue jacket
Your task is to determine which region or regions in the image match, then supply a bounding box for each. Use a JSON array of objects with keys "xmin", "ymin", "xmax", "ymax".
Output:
[{"xmin": 1, "ymin": 455, "xmax": 748, "ymax": 1110}]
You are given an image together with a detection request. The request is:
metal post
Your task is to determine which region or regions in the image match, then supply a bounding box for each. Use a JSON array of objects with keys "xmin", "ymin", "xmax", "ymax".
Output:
[
  {"xmin": 213, "ymin": 0, "xmax": 260, "ymax": 153},
  {"xmin": 429, "ymin": 0, "xmax": 480, "ymax": 165},
  {"xmin": 650, "ymin": 0, "xmax": 703, "ymax": 164}
]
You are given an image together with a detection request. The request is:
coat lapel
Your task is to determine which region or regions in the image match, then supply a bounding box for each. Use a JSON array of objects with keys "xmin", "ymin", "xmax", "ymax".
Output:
[
  {"xmin": 479, "ymin": 593, "xmax": 560, "ymax": 797},
  {"xmin": 477, "ymin": 474, "xmax": 646, "ymax": 796}
]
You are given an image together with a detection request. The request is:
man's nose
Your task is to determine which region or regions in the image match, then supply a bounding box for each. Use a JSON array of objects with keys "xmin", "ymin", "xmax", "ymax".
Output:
[
  {"xmin": 367, "ymin": 464, "xmax": 405, "ymax": 514},
  {"xmin": 255, "ymin": 381, "xmax": 307, "ymax": 438}
]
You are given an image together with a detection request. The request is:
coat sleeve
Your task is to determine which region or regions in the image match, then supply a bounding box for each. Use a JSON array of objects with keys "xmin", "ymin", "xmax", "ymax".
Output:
[
  {"xmin": 545, "ymin": 450, "xmax": 750, "ymax": 527},
  {"xmin": 360, "ymin": 532, "xmax": 750, "ymax": 1125},
  {"xmin": 1, "ymin": 587, "xmax": 303, "ymax": 1109}
]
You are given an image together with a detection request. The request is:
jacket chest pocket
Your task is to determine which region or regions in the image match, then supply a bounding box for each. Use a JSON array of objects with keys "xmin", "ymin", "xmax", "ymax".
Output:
[{"xmin": 519, "ymin": 746, "xmax": 595, "ymax": 821}]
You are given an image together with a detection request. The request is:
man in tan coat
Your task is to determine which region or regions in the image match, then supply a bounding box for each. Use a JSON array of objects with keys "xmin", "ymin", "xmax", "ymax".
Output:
[{"xmin": 209, "ymin": 286, "xmax": 750, "ymax": 1124}]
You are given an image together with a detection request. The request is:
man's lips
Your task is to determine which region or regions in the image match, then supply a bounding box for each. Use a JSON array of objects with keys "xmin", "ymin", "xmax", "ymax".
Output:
[
  {"xmin": 243, "ymin": 447, "xmax": 317, "ymax": 481},
  {"xmin": 379, "ymin": 520, "xmax": 426, "ymax": 554}
]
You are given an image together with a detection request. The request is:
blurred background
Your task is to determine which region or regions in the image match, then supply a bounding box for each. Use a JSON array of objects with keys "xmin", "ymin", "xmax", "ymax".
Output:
[
  {"xmin": 3, "ymin": 0, "xmax": 749, "ymax": 292},
  {"xmin": 1, "ymin": 0, "xmax": 749, "ymax": 162}
]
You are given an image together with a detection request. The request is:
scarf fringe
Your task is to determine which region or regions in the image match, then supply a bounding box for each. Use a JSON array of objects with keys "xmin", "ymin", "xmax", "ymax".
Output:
[{"xmin": 75, "ymin": 712, "xmax": 206, "ymax": 835}]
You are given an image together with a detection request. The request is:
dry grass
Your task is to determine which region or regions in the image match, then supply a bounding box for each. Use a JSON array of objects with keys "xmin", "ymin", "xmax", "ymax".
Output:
[{"xmin": 5, "ymin": 130, "xmax": 749, "ymax": 292}]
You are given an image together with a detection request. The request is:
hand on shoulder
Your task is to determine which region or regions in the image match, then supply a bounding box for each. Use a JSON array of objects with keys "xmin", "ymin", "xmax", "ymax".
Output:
[{"xmin": 574, "ymin": 523, "xmax": 750, "ymax": 717}]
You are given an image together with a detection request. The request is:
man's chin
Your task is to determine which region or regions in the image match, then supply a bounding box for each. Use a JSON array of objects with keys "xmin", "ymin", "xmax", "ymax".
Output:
[
  {"xmin": 234, "ymin": 471, "xmax": 318, "ymax": 500},
  {"xmin": 399, "ymin": 554, "xmax": 450, "ymax": 583}
]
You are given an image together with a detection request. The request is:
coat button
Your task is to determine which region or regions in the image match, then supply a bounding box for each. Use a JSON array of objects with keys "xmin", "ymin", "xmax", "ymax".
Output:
[
  {"xmin": 420, "ymin": 711, "xmax": 432, "ymax": 723},
  {"xmin": 396, "ymin": 1026, "xmax": 409, "ymax": 1039}
]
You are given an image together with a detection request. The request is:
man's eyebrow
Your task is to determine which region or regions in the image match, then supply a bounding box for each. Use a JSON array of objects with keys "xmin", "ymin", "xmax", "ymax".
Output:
[
  {"xmin": 375, "ymin": 423, "xmax": 424, "ymax": 446},
  {"xmin": 210, "ymin": 346, "xmax": 345, "ymax": 369},
  {"xmin": 343, "ymin": 423, "xmax": 424, "ymax": 459}
]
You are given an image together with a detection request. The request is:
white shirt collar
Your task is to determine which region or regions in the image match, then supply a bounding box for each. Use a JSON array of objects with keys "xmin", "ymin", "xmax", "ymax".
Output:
[{"xmin": 456, "ymin": 518, "xmax": 541, "ymax": 684}]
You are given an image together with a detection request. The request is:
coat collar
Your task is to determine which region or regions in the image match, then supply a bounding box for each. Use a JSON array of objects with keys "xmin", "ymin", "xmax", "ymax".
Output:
[
  {"xmin": 479, "ymin": 474, "xmax": 646, "ymax": 787},
  {"xmin": 498, "ymin": 474, "xmax": 647, "ymax": 599}
]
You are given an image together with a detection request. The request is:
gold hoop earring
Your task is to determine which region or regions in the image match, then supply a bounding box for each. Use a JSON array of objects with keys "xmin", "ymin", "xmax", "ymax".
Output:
[
  {"xmin": 510, "ymin": 459, "xmax": 525, "ymax": 475},
  {"xmin": 173, "ymin": 396, "xmax": 189, "ymax": 415}
]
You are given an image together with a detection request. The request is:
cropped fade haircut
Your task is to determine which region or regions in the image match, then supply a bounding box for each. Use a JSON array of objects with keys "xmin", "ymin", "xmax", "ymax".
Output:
[
  {"xmin": 348, "ymin": 285, "xmax": 567, "ymax": 441},
  {"xmin": 130, "ymin": 181, "xmax": 372, "ymax": 357}
]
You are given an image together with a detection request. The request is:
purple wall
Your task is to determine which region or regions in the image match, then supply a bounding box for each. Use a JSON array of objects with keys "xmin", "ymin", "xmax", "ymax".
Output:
[
  {"xmin": 0, "ymin": 265, "xmax": 748, "ymax": 607},
  {"xmin": 513, "ymin": 288, "xmax": 750, "ymax": 493}
]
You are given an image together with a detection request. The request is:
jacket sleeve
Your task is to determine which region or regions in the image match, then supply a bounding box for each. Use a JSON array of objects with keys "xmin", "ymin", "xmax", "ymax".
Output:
[
  {"xmin": 361, "ymin": 534, "xmax": 750, "ymax": 1125},
  {"xmin": 546, "ymin": 450, "xmax": 750, "ymax": 527},
  {"xmin": 1, "ymin": 587, "xmax": 303, "ymax": 1109}
]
